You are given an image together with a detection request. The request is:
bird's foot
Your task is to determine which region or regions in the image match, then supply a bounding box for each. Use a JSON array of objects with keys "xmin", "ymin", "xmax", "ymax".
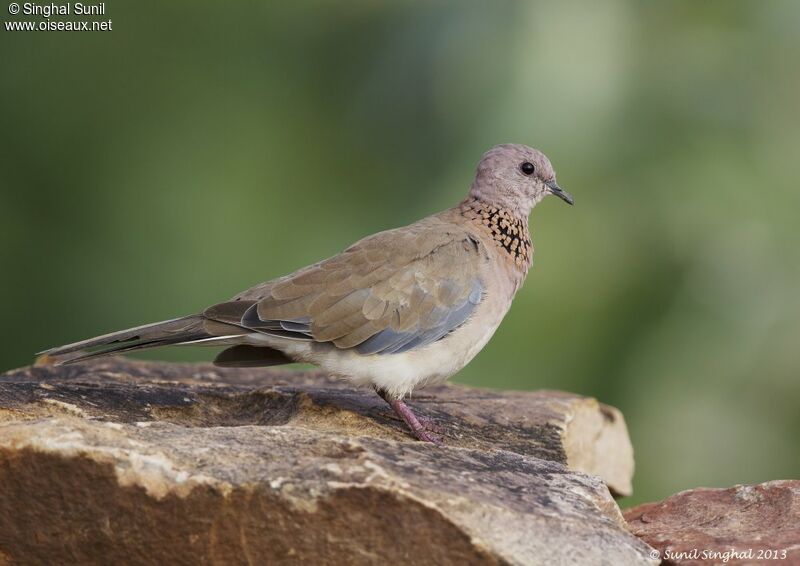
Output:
[
  {"xmin": 403, "ymin": 412, "xmax": 443, "ymax": 445},
  {"xmin": 375, "ymin": 388, "xmax": 444, "ymax": 445},
  {"xmin": 417, "ymin": 415, "xmax": 444, "ymax": 435},
  {"xmin": 382, "ymin": 411, "xmax": 443, "ymax": 435}
]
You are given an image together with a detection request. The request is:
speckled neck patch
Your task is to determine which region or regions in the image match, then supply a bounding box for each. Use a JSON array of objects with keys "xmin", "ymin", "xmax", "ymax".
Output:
[{"xmin": 460, "ymin": 198, "xmax": 532, "ymax": 268}]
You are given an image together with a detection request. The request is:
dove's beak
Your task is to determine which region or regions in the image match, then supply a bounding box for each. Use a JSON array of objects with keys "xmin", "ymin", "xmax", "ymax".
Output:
[{"xmin": 546, "ymin": 180, "xmax": 574, "ymax": 205}]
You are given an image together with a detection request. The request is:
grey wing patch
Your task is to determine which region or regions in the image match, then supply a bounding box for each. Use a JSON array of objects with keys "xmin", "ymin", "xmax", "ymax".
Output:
[
  {"xmin": 279, "ymin": 319, "xmax": 312, "ymax": 334},
  {"xmin": 241, "ymin": 304, "xmax": 314, "ymax": 341},
  {"xmin": 355, "ymin": 278, "xmax": 483, "ymax": 355}
]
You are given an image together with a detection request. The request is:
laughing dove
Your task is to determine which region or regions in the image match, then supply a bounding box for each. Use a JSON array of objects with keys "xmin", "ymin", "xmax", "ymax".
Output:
[{"xmin": 40, "ymin": 144, "xmax": 573, "ymax": 443}]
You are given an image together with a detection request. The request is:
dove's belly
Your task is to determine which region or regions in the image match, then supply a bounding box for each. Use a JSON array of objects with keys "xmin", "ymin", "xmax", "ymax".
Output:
[{"xmin": 248, "ymin": 293, "xmax": 511, "ymax": 399}]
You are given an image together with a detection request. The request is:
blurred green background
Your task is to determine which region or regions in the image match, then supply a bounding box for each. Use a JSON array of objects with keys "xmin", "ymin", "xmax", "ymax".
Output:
[{"xmin": 2, "ymin": 1, "xmax": 798, "ymax": 506}]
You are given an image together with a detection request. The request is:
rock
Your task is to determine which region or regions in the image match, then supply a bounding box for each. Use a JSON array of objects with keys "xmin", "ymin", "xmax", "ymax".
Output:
[
  {"xmin": 0, "ymin": 358, "xmax": 654, "ymax": 565},
  {"xmin": 625, "ymin": 480, "xmax": 800, "ymax": 565}
]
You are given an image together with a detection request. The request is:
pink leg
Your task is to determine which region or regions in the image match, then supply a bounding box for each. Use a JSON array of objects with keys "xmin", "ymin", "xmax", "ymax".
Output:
[{"xmin": 375, "ymin": 388, "xmax": 442, "ymax": 444}]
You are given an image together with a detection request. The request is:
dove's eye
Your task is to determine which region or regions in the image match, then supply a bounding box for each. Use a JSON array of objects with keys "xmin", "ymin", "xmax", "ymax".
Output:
[{"xmin": 520, "ymin": 162, "xmax": 535, "ymax": 176}]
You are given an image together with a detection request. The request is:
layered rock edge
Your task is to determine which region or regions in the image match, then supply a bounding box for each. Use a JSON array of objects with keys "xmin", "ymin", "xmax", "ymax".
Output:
[{"xmin": 0, "ymin": 359, "xmax": 654, "ymax": 565}]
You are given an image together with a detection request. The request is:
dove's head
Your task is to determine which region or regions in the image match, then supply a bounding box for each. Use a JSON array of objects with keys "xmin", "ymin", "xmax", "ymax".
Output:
[{"xmin": 468, "ymin": 144, "xmax": 573, "ymax": 217}]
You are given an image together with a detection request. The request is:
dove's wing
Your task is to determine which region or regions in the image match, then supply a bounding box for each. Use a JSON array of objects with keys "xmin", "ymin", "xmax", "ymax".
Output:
[{"xmin": 204, "ymin": 217, "xmax": 486, "ymax": 355}]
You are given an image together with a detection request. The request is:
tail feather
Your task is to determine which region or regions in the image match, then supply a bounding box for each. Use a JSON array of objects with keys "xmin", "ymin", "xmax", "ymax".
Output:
[
  {"xmin": 213, "ymin": 345, "xmax": 293, "ymax": 368},
  {"xmin": 39, "ymin": 315, "xmax": 213, "ymax": 365}
]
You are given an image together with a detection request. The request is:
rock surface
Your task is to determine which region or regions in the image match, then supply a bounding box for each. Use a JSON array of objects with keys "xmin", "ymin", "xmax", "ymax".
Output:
[
  {"xmin": 0, "ymin": 358, "xmax": 654, "ymax": 565},
  {"xmin": 625, "ymin": 480, "xmax": 800, "ymax": 565}
]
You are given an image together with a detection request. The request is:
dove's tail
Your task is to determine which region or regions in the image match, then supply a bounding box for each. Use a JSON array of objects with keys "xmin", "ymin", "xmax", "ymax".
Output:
[{"xmin": 37, "ymin": 315, "xmax": 235, "ymax": 365}]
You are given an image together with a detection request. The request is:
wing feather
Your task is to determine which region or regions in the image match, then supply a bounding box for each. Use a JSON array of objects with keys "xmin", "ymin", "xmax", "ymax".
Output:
[{"xmin": 204, "ymin": 218, "xmax": 487, "ymax": 355}]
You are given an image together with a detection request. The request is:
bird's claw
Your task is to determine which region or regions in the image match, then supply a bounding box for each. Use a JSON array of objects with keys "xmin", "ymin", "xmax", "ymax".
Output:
[
  {"xmin": 412, "ymin": 427, "xmax": 443, "ymax": 445},
  {"xmin": 417, "ymin": 416, "xmax": 444, "ymax": 435}
]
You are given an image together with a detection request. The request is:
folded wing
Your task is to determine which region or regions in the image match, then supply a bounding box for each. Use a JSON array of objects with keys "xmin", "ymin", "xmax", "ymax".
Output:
[{"xmin": 204, "ymin": 219, "xmax": 486, "ymax": 356}]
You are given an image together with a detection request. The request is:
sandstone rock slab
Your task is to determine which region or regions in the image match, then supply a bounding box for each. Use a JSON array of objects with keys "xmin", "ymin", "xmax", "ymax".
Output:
[
  {"xmin": 0, "ymin": 359, "xmax": 654, "ymax": 565},
  {"xmin": 625, "ymin": 480, "xmax": 800, "ymax": 565}
]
